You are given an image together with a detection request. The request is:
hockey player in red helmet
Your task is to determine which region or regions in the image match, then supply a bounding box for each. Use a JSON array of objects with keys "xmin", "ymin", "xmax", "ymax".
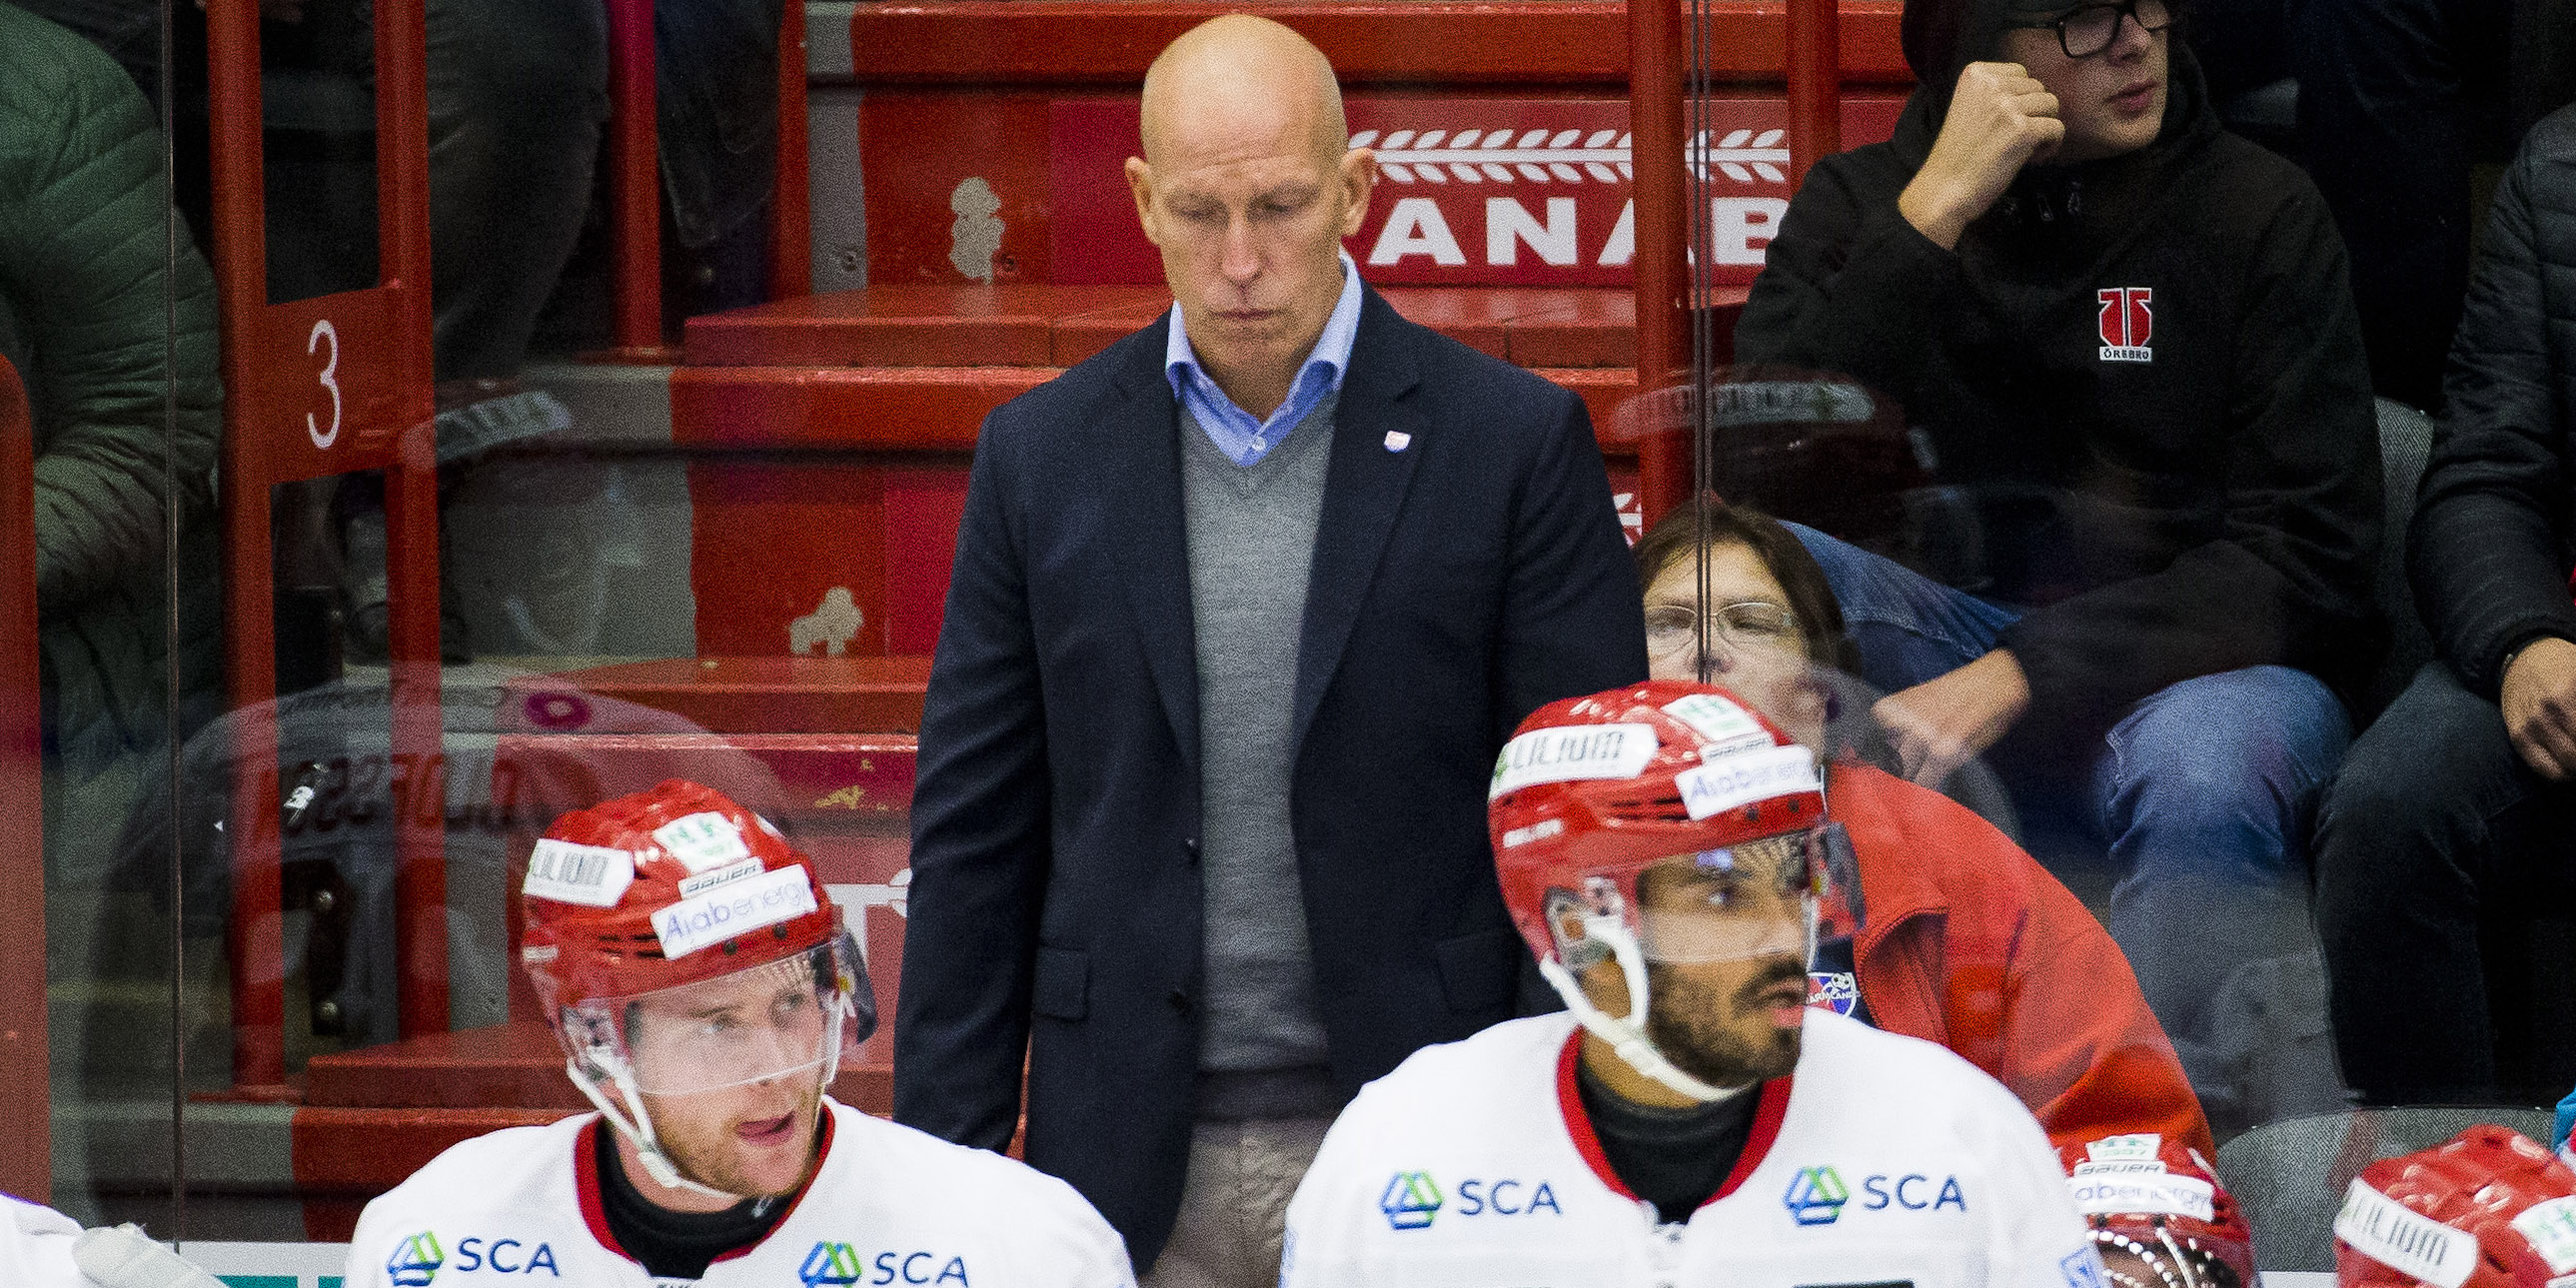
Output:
[
  {"xmin": 1280, "ymin": 681, "xmax": 2101, "ymax": 1288},
  {"xmin": 2335, "ymin": 1126, "xmax": 2576, "ymax": 1288},
  {"xmin": 2058, "ymin": 1134, "xmax": 2256, "ymax": 1288},
  {"xmin": 342, "ymin": 780, "xmax": 1136, "ymax": 1288}
]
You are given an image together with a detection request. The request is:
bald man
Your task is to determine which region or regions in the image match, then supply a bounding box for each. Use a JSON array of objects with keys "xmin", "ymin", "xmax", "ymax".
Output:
[{"xmin": 893, "ymin": 16, "xmax": 1646, "ymax": 1287}]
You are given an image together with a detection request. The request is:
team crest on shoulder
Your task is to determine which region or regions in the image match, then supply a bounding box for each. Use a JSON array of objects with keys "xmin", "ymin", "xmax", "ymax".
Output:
[{"xmin": 1807, "ymin": 971, "xmax": 1860, "ymax": 1016}]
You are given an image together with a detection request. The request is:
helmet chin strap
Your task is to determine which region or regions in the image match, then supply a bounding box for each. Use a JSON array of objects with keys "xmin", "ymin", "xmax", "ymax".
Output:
[
  {"xmin": 1540, "ymin": 901, "xmax": 1822, "ymax": 1105},
  {"xmin": 569, "ymin": 1056, "xmax": 745, "ymax": 1201},
  {"xmin": 1541, "ymin": 916, "xmax": 1743, "ymax": 1104},
  {"xmin": 567, "ymin": 992, "xmax": 855, "ymax": 1203}
]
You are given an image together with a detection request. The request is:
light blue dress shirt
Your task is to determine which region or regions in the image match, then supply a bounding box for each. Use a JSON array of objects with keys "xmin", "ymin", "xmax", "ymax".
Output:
[{"xmin": 1164, "ymin": 251, "xmax": 1364, "ymax": 468}]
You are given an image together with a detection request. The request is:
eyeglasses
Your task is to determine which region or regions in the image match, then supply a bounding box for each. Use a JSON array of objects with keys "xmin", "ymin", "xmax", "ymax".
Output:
[
  {"xmin": 1644, "ymin": 601, "xmax": 1802, "ymax": 660},
  {"xmin": 2007, "ymin": 0, "xmax": 2171, "ymax": 58}
]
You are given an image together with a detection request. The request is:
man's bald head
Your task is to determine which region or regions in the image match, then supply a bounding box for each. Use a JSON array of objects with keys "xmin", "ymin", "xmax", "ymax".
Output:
[
  {"xmin": 1124, "ymin": 15, "xmax": 1374, "ymax": 422},
  {"xmin": 1139, "ymin": 15, "xmax": 1348, "ymax": 170}
]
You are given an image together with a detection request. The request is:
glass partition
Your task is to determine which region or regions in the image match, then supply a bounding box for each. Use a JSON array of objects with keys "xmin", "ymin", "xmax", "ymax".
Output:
[{"xmin": 0, "ymin": 0, "xmax": 2538, "ymax": 1277}]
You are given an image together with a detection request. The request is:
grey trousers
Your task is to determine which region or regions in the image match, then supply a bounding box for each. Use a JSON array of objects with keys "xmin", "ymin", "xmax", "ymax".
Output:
[{"xmin": 1140, "ymin": 1118, "xmax": 1334, "ymax": 1288}]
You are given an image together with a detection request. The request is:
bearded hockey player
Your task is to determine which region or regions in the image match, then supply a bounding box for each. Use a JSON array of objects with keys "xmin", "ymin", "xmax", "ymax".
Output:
[
  {"xmin": 1279, "ymin": 680, "xmax": 2102, "ymax": 1288},
  {"xmin": 2334, "ymin": 1126, "xmax": 2576, "ymax": 1288},
  {"xmin": 2057, "ymin": 1134, "xmax": 2253, "ymax": 1288},
  {"xmin": 343, "ymin": 780, "xmax": 1135, "ymax": 1288}
]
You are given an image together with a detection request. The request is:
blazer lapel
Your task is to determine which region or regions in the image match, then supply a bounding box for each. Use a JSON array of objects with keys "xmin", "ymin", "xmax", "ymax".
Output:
[
  {"xmin": 1108, "ymin": 317, "xmax": 1202, "ymax": 777},
  {"xmin": 1291, "ymin": 289, "xmax": 1428, "ymax": 752}
]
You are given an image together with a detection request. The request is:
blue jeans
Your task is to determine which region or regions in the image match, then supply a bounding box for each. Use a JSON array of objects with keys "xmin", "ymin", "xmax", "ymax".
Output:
[{"xmin": 1790, "ymin": 525, "xmax": 2355, "ymax": 1123}]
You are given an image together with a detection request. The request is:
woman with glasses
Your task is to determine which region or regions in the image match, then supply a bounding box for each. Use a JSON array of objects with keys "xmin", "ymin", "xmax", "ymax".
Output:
[
  {"xmin": 1735, "ymin": 0, "xmax": 2377, "ymax": 1133},
  {"xmin": 1635, "ymin": 501, "xmax": 2211, "ymax": 1155}
]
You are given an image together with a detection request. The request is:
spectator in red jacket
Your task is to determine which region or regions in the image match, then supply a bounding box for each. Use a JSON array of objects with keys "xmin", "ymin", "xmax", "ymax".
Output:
[{"xmin": 1635, "ymin": 502, "xmax": 2212, "ymax": 1154}]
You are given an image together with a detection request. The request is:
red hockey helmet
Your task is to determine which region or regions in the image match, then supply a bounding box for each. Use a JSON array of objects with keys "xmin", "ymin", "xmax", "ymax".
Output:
[
  {"xmin": 2335, "ymin": 1126, "xmax": 2576, "ymax": 1288},
  {"xmin": 521, "ymin": 778, "xmax": 854, "ymax": 1017},
  {"xmin": 1490, "ymin": 680, "xmax": 1829, "ymax": 962},
  {"xmin": 1489, "ymin": 680, "xmax": 1831, "ymax": 1099},
  {"xmin": 2058, "ymin": 1133, "xmax": 2256, "ymax": 1288}
]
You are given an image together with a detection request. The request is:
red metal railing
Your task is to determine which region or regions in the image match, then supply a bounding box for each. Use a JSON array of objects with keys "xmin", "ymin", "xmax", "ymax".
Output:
[
  {"xmin": 207, "ymin": 0, "xmax": 445, "ymax": 1092},
  {"xmin": 604, "ymin": 0, "xmax": 815, "ymax": 358},
  {"xmin": 0, "ymin": 357, "xmax": 50, "ymax": 1199}
]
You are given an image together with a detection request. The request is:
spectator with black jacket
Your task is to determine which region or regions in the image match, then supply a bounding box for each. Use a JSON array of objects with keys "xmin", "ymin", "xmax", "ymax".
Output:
[
  {"xmin": 2314, "ymin": 103, "xmax": 2576, "ymax": 1108},
  {"xmin": 1736, "ymin": 0, "xmax": 2382, "ymax": 1128}
]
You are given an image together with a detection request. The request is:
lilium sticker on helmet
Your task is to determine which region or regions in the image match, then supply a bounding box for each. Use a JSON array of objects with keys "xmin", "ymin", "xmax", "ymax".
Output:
[
  {"xmin": 1490, "ymin": 723, "xmax": 1660, "ymax": 799},
  {"xmin": 523, "ymin": 839, "xmax": 637, "ymax": 907},
  {"xmin": 2336, "ymin": 1180, "xmax": 2481, "ymax": 1288}
]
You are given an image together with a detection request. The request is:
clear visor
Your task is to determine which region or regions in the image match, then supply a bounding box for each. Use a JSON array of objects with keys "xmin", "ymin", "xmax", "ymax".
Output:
[
  {"xmin": 566, "ymin": 930, "xmax": 858, "ymax": 1096},
  {"xmin": 1629, "ymin": 829, "xmax": 1824, "ymax": 964}
]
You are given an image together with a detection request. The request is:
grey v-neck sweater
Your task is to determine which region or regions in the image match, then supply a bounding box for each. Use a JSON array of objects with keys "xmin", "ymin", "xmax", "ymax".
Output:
[{"xmin": 1179, "ymin": 397, "xmax": 1342, "ymax": 1120}]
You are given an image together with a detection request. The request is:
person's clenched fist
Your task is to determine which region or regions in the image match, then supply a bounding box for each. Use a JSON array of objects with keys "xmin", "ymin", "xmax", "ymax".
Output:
[{"xmin": 1899, "ymin": 62, "xmax": 2063, "ymax": 251}]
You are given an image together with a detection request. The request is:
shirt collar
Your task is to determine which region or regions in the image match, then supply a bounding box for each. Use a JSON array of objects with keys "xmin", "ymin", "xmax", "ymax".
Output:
[{"xmin": 1164, "ymin": 250, "xmax": 1364, "ymax": 402}]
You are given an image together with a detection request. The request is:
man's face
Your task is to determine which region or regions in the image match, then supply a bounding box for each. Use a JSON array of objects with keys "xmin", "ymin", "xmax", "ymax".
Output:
[
  {"xmin": 1610, "ymin": 839, "xmax": 1816, "ymax": 1088},
  {"xmin": 625, "ymin": 957, "xmax": 831, "ymax": 1200},
  {"xmin": 1997, "ymin": 4, "xmax": 2167, "ymax": 163},
  {"xmin": 1124, "ymin": 90, "xmax": 1374, "ymax": 411}
]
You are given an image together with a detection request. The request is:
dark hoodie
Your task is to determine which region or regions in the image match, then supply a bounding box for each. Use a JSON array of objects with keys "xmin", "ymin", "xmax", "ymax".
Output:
[{"xmin": 1736, "ymin": 0, "xmax": 2383, "ymax": 740}]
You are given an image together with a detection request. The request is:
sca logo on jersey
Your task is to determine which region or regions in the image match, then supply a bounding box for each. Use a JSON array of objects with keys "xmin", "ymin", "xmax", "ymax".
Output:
[
  {"xmin": 388, "ymin": 1232, "xmax": 444, "ymax": 1286},
  {"xmin": 802, "ymin": 1243, "xmax": 975, "ymax": 1287},
  {"xmin": 1381, "ymin": 1171, "xmax": 1444, "ymax": 1230},
  {"xmin": 1379, "ymin": 1171, "xmax": 1564, "ymax": 1230},
  {"xmin": 1783, "ymin": 1167, "xmax": 1851, "ymax": 1225},
  {"xmin": 802, "ymin": 1243, "xmax": 865, "ymax": 1286},
  {"xmin": 1784, "ymin": 1167, "xmax": 1969, "ymax": 1225},
  {"xmin": 2063, "ymin": 1247, "xmax": 2111, "ymax": 1288},
  {"xmin": 443, "ymin": 1237, "xmax": 562, "ymax": 1277}
]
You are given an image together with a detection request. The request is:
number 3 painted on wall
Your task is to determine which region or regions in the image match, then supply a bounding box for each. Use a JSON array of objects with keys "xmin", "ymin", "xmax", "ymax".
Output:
[{"xmin": 306, "ymin": 319, "xmax": 342, "ymax": 449}]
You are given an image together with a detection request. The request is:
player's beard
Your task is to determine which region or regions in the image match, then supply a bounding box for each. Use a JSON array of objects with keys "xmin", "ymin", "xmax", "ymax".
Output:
[
  {"xmin": 1643, "ymin": 955, "xmax": 1807, "ymax": 1088},
  {"xmin": 645, "ymin": 1075, "xmax": 825, "ymax": 1200}
]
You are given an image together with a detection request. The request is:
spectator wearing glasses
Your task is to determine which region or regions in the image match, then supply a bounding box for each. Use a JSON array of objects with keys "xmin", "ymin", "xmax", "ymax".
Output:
[
  {"xmin": 1633, "ymin": 502, "xmax": 2211, "ymax": 1154},
  {"xmin": 1738, "ymin": 0, "xmax": 2381, "ymax": 1130}
]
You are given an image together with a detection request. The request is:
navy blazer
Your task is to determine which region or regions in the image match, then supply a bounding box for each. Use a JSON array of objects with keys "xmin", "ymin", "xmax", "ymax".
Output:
[{"xmin": 891, "ymin": 287, "xmax": 1648, "ymax": 1267}]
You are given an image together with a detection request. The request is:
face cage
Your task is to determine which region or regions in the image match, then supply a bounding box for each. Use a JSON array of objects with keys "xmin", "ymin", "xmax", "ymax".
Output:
[
  {"xmin": 1534, "ymin": 828, "xmax": 1827, "ymax": 1103},
  {"xmin": 560, "ymin": 927, "xmax": 859, "ymax": 1198},
  {"xmin": 1627, "ymin": 827, "xmax": 1829, "ymax": 965},
  {"xmin": 2087, "ymin": 1223, "xmax": 2245, "ymax": 1288}
]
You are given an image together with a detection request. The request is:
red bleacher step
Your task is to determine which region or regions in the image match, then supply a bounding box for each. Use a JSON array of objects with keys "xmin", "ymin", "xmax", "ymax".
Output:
[
  {"xmin": 682, "ymin": 285, "xmax": 1654, "ymax": 372},
  {"xmin": 303, "ymin": 1021, "xmax": 895, "ymax": 1115},
  {"xmin": 503, "ymin": 656, "xmax": 932, "ymax": 735}
]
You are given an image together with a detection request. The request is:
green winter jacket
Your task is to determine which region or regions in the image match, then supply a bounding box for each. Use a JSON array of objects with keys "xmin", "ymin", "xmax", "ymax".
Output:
[{"xmin": 0, "ymin": 1, "xmax": 222, "ymax": 850}]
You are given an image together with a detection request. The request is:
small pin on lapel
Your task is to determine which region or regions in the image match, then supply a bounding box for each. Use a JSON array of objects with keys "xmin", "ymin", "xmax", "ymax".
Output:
[{"xmin": 1384, "ymin": 431, "xmax": 1412, "ymax": 453}]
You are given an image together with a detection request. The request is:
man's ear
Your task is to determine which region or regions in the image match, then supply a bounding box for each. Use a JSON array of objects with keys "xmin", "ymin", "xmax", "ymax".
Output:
[
  {"xmin": 1336, "ymin": 146, "xmax": 1378, "ymax": 239},
  {"xmin": 1124, "ymin": 157, "xmax": 1162, "ymax": 247}
]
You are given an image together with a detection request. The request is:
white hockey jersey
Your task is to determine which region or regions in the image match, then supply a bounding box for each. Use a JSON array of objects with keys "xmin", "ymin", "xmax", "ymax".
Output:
[
  {"xmin": 0, "ymin": 1196, "xmax": 87, "ymax": 1287},
  {"xmin": 1281, "ymin": 1009, "xmax": 2104, "ymax": 1288},
  {"xmin": 342, "ymin": 1098, "xmax": 1135, "ymax": 1288}
]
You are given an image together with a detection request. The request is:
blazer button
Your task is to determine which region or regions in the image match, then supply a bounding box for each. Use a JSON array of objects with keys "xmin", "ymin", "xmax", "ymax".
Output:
[
  {"xmin": 1182, "ymin": 836, "xmax": 1201, "ymax": 864},
  {"xmin": 1167, "ymin": 988, "xmax": 1193, "ymax": 1015}
]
